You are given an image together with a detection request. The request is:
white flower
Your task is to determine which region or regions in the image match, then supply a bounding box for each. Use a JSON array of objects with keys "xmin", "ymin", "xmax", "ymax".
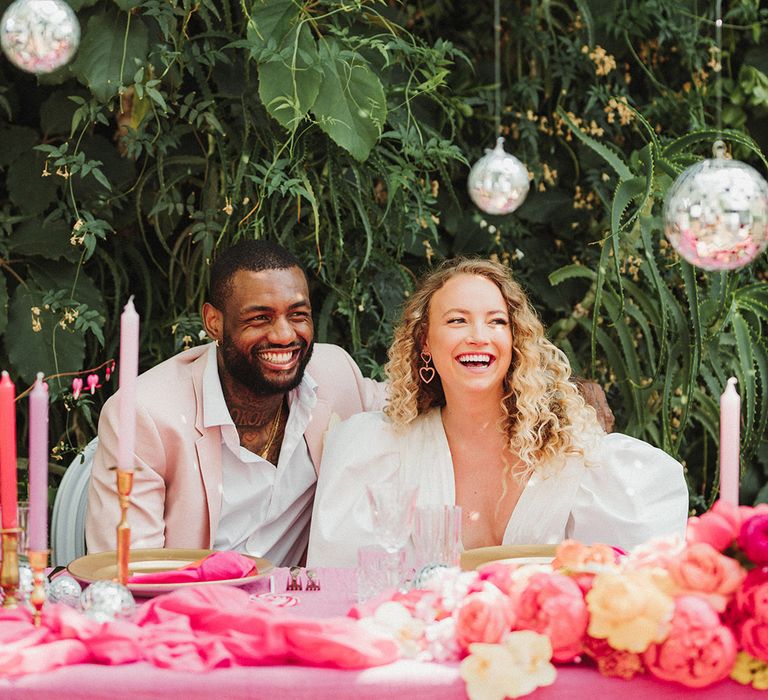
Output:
[
  {"xmin": 460, "ymin": 631, "xmax": 556, "ymax": 700},
  {"xmin": 359, "ymin": 601, "xmax": 425, "ymax": 658}
]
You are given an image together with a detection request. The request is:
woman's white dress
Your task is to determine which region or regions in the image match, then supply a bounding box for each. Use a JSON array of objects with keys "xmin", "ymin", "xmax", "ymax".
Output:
[{"xmin": 307, "ymin": 408, "xmax": 689, "ymax": 566}]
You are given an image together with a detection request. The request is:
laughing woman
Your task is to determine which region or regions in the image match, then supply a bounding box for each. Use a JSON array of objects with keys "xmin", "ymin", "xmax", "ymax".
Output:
[{"xmin": 307, "ymin": 258, "xmax": 688, "ymax": 566}]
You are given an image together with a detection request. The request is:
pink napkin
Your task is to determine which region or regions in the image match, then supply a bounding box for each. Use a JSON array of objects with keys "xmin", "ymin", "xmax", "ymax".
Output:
[
  {"xmin": 127, "ymin": 551, "xmax": 256, "ymax": 585},
  {"xmin": 0, "ymin": 585, "xmax": 400, "ymax": 677}
]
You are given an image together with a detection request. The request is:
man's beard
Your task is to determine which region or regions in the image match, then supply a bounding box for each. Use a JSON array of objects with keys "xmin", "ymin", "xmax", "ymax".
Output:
[{"xmin": 220, "ymin": 333, "xmax": 314, "ymax": 395}]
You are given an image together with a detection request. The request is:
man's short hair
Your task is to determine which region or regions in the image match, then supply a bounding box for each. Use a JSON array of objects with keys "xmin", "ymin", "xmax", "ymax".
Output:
[{"xmin": 209, "ymin": 240, "xmax": 305, "ymax": 309}]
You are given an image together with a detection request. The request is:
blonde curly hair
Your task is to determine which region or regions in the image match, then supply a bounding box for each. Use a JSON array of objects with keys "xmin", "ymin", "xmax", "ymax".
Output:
[{"xmin": 384, "ymin": 258, "xmax": 599, "ymax": 478}]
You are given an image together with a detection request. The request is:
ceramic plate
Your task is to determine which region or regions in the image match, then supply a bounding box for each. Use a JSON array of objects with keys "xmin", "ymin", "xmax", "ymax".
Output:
[
  {"xmin": 67, "ymin": 548, "xmax": 273, "ymax": 596},
  {"xmin": 460, "ymin": 544, "xmax": 557, "ymax": 570}
]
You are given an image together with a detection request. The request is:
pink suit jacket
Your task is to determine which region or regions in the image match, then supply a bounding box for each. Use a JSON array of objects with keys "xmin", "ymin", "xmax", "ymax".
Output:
[{"xmin": 85, "ymin": 343, "xmax": 386, "ymax": 552}]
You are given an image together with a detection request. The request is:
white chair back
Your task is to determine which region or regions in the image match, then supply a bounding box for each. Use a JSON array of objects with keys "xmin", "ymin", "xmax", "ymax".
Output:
[{"xmin": 51, "ymin": 437, "xmax": 98, "ymax": 567}]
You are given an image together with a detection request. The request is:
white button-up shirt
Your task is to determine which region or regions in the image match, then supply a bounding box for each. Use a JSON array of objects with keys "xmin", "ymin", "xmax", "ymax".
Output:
[{"xmin": 203, "ymin": 345, "xmax": 318, "ymax": 566}]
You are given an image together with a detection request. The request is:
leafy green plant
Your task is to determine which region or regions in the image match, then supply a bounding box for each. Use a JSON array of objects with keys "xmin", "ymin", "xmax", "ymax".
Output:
[{"xmin": 0, "ymin": 0, "xmax": 766, "ymax": 509}]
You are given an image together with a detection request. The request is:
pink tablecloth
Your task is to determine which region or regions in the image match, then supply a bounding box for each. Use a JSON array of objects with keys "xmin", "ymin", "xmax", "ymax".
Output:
[{"xmin": 0, "ymin": 567, "xmax": 764, "ymax": 700}]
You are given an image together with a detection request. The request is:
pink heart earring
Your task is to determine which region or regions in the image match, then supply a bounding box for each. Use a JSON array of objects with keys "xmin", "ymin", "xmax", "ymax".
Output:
[{"xmin": 419, "ymin": 350, "xmax": 435, "ymax": 384}]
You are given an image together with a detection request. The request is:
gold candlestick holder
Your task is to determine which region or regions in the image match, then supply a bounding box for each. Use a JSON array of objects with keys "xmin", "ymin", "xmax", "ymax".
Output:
[
  {"xmin": 0, "ymin": 527, "xmax": 21, "ymax": 608},
  {"xmin": 27, "ymin": 549, "xmax": 48, "ymax": 626},
  {"xmin": 116, "ymin": 468, "xmax": 134, "ymax": 585}
]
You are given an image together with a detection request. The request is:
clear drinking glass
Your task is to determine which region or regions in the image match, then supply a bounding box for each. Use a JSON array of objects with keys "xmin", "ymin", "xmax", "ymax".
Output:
[
  {"xmin": 365, "ymin": 480, "xmax": 419, "ymax": 554},
  {"xmin": 413, "ymin": 504, "xmax": 463, "ymax": 569},
  {"xmin": 361, "ymin": 478, "xmax": 418, "ymax": 596},
  {"xmin": 357, "ymin": 545, "xmax": 407, "ymax": 603}
]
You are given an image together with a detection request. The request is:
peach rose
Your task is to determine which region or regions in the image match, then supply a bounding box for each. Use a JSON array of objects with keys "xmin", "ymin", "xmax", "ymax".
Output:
[
  {"xmin": 455, "ymin": 591, "xmax": 513, "ymax": 653},
  {"xmin": 644, "ymin": 596, "xmax": 737, "ymax": 688},
  {"xmin": 552, "ymin": 540, "xmax": 619, "ymax": 570},
  {"xmin": 586, "ymin": 570, "xmax": 674, "ymax": 653},
  {"xmin": 515, "ymin": 572, "xmax": 588, "ymax": 662},
  {"xmin": 667, "ymin": 542, "xmax": 746, "ymax": 611}
]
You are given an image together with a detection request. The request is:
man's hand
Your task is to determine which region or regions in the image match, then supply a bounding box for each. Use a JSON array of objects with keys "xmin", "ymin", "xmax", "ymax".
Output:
[{"xmin": 573, "ymin": 378, "xmax": 615, "ymax": 433}]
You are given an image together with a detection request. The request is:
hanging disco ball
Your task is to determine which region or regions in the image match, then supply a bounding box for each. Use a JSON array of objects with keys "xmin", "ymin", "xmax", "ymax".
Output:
[
  {"xmin": 663, "ymin": 141, "xmax": 768, "ymax": 271},
  {"xmin": 0, "ymin": 0, "xmax": 80, "ymax": 74},
  {"xmin": 468, "ymin": 137, "xmax": 530, "ymax": 215}
]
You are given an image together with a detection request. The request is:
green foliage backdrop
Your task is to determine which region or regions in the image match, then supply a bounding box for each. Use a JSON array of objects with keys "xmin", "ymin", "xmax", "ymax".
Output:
[{"xmin": 1, "ymin": 0, "xmax": 767, "ymax": 508}]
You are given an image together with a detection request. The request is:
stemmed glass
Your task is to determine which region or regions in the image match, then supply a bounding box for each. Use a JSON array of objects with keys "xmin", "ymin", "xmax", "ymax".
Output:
[{"xmin": 364, "ymin": 479, "xmax": 418, "ymax": 590}]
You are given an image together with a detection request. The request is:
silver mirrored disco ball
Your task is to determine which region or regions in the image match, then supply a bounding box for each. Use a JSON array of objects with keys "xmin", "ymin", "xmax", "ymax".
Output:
[
  {"xmin": 80, "ymin": 580, "xmax": 136, "ymax": 622},
  {"xmin": 468, "ymin": 137, "xmax": 530, "ymax": 215},
  {"xmin": 663, "ymin": 142, "xmax": 768, "ymax": 271},
  {"xmin": 0, "ymin": 0, "xmax": 80, "ymax": 74}
]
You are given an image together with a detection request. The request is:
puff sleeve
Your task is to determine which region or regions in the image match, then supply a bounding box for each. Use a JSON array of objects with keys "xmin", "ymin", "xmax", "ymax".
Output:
[{"xmin": 565, "ymin": 432, "xmax": 689, "ymax": 551}]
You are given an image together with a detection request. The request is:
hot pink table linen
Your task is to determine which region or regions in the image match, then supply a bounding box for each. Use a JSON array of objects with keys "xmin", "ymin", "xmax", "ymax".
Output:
[{"xmin": 0, "ymin": 567, "xmax": 764, "ymax": 700}]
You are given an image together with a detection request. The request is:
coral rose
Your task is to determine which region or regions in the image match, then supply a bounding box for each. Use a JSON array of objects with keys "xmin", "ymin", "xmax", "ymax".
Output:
[
  {"xmin": 687, "ymin": 501, "xmax": 768, "ymax": 552},
  {"xmin": 515, "ymin": 572, "xmax": 588, "ymax": 662},
  {"xmin": 552, "ymin": 540, "xmax": 618, "ymax": 570},
  {"xmin": 644, "ymin": 596, "xmax": 737, "ymax": 688},
  {"xmin": 586, "ymin": 570, "xmax": 674, "ymax": 653},
  {"xmin": 739, "ymin": 514, "xmax": 768, "ymax": 566},
  {"xmin": 455, "ymin": 591, "xmax": 513, "ymax": 653},
  {"xmin": 667, "ymin": 541, "xmax": 746, "ymax": 611}
]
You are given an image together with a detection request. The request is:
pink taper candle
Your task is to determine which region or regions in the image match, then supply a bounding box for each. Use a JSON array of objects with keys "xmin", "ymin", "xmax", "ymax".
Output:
[
  {"xmin": 719, "ymin": 377, "xmax": 740, "ymax": 507},
  {"xmin": 0, "ymin": 371, "xmax": 17, "ymax": 529},
  {"xmin": 27, "ymin": 374, "xmax": 49, "ymax": 551},
  {"xmin": 117, "ymin": 297, "xmax": 140, "ymax": 472}
]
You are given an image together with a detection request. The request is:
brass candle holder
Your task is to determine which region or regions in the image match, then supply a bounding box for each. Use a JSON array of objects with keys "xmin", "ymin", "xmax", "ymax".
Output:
[
  {"xmin": 27, "ymin": 549, "xmax": 48, "ymax": 626},
  {"xmin": 0, "ymin": 527, "xmax": 21, "ymax": 608},
  {"xmin": 116, "ymin": 468, "xmax": 134, "ymax": 585}
]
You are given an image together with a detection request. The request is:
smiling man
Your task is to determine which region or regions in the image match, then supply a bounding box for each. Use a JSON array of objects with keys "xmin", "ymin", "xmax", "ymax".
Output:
[{"xmin": 85, "ymin": 240, "xmax": 386, "ymax": 565}]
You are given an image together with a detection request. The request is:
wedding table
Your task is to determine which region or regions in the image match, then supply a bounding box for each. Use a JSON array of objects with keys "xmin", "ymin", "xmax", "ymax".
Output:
[{"xmin": 0, "ymin": 567, "xmax": 763, "ymax": 699}]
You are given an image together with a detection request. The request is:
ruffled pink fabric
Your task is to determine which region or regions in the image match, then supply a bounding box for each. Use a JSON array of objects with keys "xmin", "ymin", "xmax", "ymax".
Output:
[
  {"xmin": 0, "ymin": 585, "xmax": 399, "ymax": 677},
  {"xmin": 127, "ymin": 551, "xmax": 256, "ymax": 584}
]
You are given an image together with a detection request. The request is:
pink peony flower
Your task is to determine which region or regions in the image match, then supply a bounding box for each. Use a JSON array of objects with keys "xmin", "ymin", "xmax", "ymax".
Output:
[
  {"xmin": 739, "ymin": 514, "xmax": 768, "ymax": 566},
  {"xmin": 515, "ymin": 572, "xmax": 588, "ymax": 662},
  {"xmin": 476, "ymin": 563, "xmax": 518, "ymax": 597},
  {"xmin": 454, "ymin": 591, "xmax": 513, "ymax": 653},
  {"xmin": 644, "ymin": 596, "xmax": 737, "ymax": 688},
  {"xmin": 667, "ymin": 542, "xmax": 746, "ymax": 612},
  {"xmin": 735, "ymin": 567, "xmax": 768, "ymax": 662},
  {"xmin": 626, "ymin": 536, "xmax": 685, "ymax": 570},
  {"xmin": 71, "ymin": 377, "xmax": 83, "ymax": 400},
  {"xmin": 687, "ymin": 501, "xmax": 768, "ymax": 552}
]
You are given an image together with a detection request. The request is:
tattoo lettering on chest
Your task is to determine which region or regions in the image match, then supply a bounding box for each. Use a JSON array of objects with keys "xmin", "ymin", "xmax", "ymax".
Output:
[{"xmin": 229, "ymin": 405, "xmax": 275, "ymax": 427}]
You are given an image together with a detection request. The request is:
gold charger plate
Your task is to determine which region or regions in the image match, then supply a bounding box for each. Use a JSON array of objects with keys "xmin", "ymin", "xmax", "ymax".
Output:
[
  {"xmin": 460, "ymin": 544, "xmax": 557, "ymax": 571},
  {"xmin": 68, "ymin": 548, "xmax": 273, "ymax": 597}
]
